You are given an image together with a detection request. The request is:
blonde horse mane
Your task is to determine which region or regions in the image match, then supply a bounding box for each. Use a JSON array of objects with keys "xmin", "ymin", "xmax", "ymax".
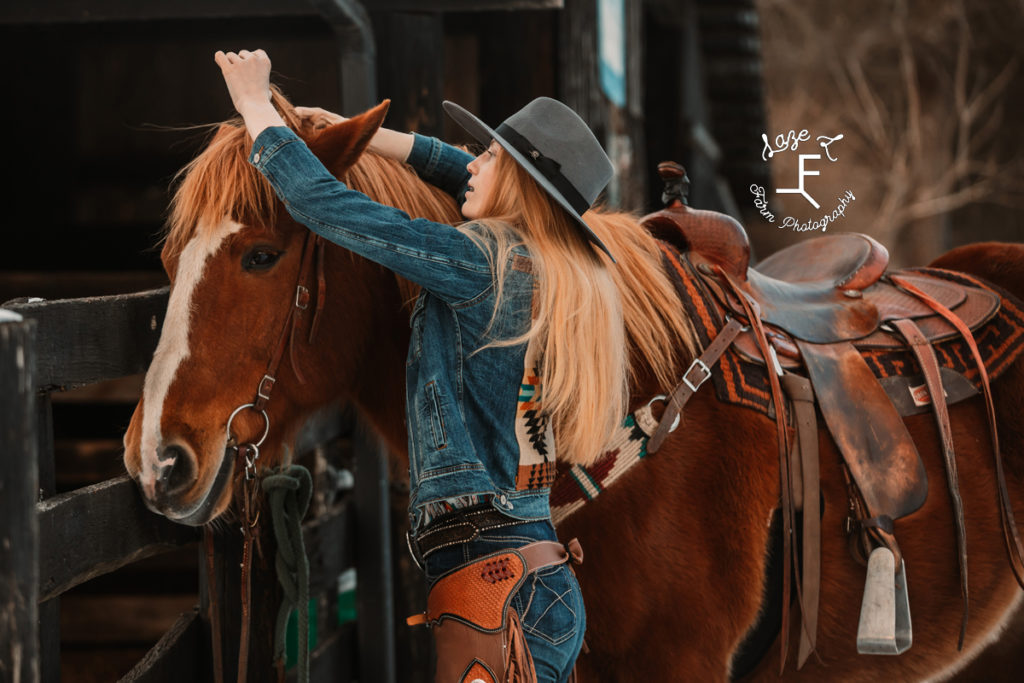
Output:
[{"xmin": 163, "ymin": 89, "xmax": 697, "ymax": 397}]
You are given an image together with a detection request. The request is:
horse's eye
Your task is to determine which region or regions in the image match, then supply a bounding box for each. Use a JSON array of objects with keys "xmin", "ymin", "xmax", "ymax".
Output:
[{"xmin": 243, "ymin": 248, "xmax": 282, "ymax": 271}]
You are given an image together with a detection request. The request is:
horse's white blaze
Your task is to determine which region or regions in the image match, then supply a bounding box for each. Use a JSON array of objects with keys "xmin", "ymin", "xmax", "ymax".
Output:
[{"xmin": 138, "ymin": 217, "xmax": 245, "ymax": 498}]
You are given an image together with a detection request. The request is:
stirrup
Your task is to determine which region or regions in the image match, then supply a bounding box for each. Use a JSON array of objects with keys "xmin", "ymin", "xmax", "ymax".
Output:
[{"xmin": 856, "ymin": 547, "xmax": 913, "ymax": 654}]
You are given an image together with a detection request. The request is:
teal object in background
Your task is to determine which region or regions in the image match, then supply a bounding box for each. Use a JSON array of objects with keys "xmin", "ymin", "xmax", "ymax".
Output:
[
  {"xmin": 598, "ymin": 0, "xmax": 626, "ymax": 107},
  {"xmin": 284, "ymin": 569, "xmax": 358, "ymax": 668},
  {"xmin": 285, "ymin": 600, "xmax": 318, "ymax": 668}
]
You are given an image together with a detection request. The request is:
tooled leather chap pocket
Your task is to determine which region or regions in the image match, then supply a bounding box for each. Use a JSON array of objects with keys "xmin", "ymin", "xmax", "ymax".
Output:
[{"xmin": 412, "ymin": 550, "xmax": 537, "ymax": 683}]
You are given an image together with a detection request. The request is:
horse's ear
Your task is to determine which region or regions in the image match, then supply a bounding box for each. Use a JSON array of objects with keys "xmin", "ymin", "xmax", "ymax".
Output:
[{"xmin": 308, "ymin": 100, "xmax": 391, "ymax": 176}]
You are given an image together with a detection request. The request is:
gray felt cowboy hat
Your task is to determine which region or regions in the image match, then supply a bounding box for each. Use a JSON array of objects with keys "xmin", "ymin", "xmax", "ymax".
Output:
[{"xmin": 443, "ymin": 97, "xmax": 616, "ymax": 262}]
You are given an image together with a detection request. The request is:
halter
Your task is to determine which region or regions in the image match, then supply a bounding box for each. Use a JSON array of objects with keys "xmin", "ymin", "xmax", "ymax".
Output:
[
  {"xmin": 211, "ymin": 228, "xmax": 327, "ymax": 683},
  {"xmin": 225, "ymin": 230, "xmax": 327, "ymax": 474},
  {"xmin": 226, "ymin": 403, "xmax": 269, "ymax": 480}
]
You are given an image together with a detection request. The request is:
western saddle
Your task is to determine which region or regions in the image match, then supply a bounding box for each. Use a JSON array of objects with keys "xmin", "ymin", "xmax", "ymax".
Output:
[{"xmin": 642, "ymin": 162, "xmax": 1024, "ymax": 671}]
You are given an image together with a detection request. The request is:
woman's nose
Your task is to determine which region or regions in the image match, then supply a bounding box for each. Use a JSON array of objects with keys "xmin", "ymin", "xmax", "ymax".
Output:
[{"xmin": 467, "ymin": 151, "xmax": 487, "ymax": 174}]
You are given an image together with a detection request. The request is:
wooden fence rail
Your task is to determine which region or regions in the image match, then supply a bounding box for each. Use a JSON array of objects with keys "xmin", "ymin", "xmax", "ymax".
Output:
[
  {"xmin": 37, "ymin": 476, "xmax": 199, "ymax": 603},
  {"xmin": 0, "ymin": 289, "xmax": 396, "ymax": 683}
]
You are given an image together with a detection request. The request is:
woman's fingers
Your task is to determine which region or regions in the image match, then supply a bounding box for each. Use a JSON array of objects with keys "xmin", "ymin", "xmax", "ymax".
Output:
[
  {"xmin": 214, "ymin": 50, "xmax": 233, "ymax": 68},
  {"xmin": 214, "ymin": 49, "xmax": 269, "ymax": 68},
  {"xmin": 215, "ymin": 49, "xmax": 273, "ymax": 114},
  {"xmin": 295, "ymin": 106, "xmax": 346, "ymax": 126}
]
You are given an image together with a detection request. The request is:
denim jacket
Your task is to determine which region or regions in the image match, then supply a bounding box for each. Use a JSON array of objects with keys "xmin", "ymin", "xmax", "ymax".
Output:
[{"xmin": 250, "ymin": 127, "xmax": 555, "ymax": 535}]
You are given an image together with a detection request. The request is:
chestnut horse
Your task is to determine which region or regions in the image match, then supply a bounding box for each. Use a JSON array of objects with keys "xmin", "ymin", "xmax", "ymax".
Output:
[{"xmin": 123, "ymin": 97, "xmax": 1024, "ymax": 681}]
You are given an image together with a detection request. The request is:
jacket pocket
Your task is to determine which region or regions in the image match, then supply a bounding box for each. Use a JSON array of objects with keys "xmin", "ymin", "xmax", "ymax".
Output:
[
  {"xmin": 424, "ymin": 380, "xmax": 448, "ymax": 450},
  {"xmin": 407, "ymin": 292, "xmax": 427, "ymax": 364}
]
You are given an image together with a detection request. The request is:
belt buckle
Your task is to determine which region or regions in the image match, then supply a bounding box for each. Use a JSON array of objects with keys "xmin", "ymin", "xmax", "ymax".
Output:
[{"xmin": 682, "ymin": 358, "xmax": 712, "ymax": 392}]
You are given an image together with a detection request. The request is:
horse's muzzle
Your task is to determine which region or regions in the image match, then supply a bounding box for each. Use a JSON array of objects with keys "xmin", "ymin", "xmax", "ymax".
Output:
[
  {"xmin": 152, "ymin": 443, "xmax": 195, "ymax": 502},
  {"xmin": 140, "ymin": 444, "xmax": 236, "ymax": 526}
]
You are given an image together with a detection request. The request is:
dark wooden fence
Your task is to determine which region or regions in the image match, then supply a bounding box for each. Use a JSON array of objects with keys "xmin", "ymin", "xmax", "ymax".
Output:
[{"xmin": 0, "ymin": 289, "xmax": 397, "ymax": 683}]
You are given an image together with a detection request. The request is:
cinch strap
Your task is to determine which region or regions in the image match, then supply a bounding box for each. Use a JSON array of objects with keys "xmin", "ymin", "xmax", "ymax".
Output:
[{"xmin": 496, "ymin": 123, "xmax": 590, "ymax": 215}]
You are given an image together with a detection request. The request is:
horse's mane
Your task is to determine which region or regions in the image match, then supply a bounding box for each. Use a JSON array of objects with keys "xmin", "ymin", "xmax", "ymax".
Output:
[
  {"xmin": 163, "ymin": 90, "xmax": 462, "ymax": 264},
  {"xmin": 164, "ymin": 90, "xmax": 697, "ymax": 392}
]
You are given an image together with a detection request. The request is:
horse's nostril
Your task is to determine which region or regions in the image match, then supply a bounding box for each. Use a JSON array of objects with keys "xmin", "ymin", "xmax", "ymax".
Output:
[{"xmin": 154, "ymin": 445, "xmax": 196, "ymax": 496}]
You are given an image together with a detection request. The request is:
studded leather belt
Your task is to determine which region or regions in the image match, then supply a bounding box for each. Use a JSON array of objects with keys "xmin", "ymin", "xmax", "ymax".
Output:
[{"xmin": 407, "ymin": 505, "xmax": 525, "ymax": 571}]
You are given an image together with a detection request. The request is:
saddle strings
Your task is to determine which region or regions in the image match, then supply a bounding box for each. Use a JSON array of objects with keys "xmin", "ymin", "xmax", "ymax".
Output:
[{"xmin": 890, "ymin": 274, "xmax": 1024, "ymax": 588}]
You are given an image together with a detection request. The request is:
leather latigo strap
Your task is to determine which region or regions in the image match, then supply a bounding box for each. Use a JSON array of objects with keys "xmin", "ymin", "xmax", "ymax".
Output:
[
  {"xmin": 521, "ymin": 538, "xmax": 583, "ymax": 571},
  {"xmin": 782, "ymin": 374, "xmax": 821, "ymax": 669},
  {"xmin": 717, "ymin": 270, "xmax": 799, "ymax": 673},
  {"xmin": 891, "ymin": 318, "xmax": 969, "ymax": 649},
  {"xmin": 407, "ymin": 540, "xmax": 581, "ymax": 683}
]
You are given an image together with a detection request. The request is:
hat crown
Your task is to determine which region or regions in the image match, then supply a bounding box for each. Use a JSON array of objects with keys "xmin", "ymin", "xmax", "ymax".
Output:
[
  {"xmin": 501, "ymin": 98, "xmax": 613, "ymax": 207},
  {"xmin": 443, "ymin": 97, "xmax": 617, "ymax": 261}
]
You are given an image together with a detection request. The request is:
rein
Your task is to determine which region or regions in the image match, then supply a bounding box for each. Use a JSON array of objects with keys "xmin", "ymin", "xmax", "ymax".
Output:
[{"xmin": 207, "ymin": 229, "xmax": 326, "ymax": 683}]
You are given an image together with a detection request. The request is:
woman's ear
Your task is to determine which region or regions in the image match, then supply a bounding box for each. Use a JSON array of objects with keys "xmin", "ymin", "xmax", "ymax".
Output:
[{"xmin": 307, "ymin": 99, "xmax": 391, "ymax": 176}]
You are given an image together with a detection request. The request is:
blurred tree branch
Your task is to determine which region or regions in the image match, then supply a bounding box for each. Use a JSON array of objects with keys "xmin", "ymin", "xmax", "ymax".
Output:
[{"xmin": 757, "ymin": 0, "xmax": 1024, "ymax": 261}]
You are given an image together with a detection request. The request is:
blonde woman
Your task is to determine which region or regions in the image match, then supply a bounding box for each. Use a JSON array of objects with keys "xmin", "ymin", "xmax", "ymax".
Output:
[{"xmin": 218, "ymin": 48, "xmax": 622, "ymax": 682}]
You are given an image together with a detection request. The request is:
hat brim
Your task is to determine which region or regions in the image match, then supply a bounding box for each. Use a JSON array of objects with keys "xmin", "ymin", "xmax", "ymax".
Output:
[{"xmin": 442, "ymin": 100, "xmax": 614, "ymax": 263}]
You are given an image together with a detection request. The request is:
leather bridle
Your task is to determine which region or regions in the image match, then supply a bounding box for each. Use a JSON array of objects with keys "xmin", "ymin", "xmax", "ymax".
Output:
[
  {"xmin": 227, "ymin": 229, "xmax": 327, "ymax": 477},
  {"xmin": 206, "ymin": 228, "xmax": 327, "ymax": 683}
]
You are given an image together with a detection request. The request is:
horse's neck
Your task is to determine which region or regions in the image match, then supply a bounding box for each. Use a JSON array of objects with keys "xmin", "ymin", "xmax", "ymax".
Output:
[
  {"xmin": 351, "ymin": 354, "xmax": 410, "ymax": 460},
  {"xmin": 322, "ymin": 254, "xmax": 411, "ymax": 460},
  {"xmin": 351, "ymin": 312, "xmax": 411, "ymax": 459}
]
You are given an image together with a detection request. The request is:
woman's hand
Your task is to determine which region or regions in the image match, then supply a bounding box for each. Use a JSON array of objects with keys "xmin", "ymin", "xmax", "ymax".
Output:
[
  {"xmin": 294, "ymin": 104, "xmax": 414, "ymax": 162},
  {"xmin": 294, "ymin": 106, "xmax": 347, "ymax": 131},
  {"xmin": 214, "ymin": 49, "xmax": 285, "ymax": 141},
  {"xmin": 214, "ymin": 49, "xmax": 272, "ymax": 116}
]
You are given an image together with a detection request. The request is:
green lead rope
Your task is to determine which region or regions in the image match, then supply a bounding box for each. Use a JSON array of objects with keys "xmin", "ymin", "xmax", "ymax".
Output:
[{"xmin": 262, "ymin": 465, "xmax": 313, "ymax": 683}]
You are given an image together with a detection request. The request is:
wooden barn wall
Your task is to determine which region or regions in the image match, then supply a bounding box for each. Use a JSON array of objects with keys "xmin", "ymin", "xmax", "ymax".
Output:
[
  {"xmin": 1, "ymin": 17, "xmax": 337, "ymax": 304},
  {"xmin": 0, "ymin": 5, "xmax": 699, "ymax": 310},
  {"xmin": 0, "ymin": 11, "xmax": 566, "ymax": 305}
]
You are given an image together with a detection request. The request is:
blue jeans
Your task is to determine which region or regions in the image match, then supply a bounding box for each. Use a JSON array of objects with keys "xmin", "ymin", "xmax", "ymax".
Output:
[{"xmin": 422, "ymin": 518, "xmax": 586, "ymax": 683}]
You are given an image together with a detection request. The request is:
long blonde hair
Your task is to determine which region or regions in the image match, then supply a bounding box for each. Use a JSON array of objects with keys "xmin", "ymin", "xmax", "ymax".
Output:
[{"xmin": 464, "ymin": 150, "xmax": 696, "ymax": 466}]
